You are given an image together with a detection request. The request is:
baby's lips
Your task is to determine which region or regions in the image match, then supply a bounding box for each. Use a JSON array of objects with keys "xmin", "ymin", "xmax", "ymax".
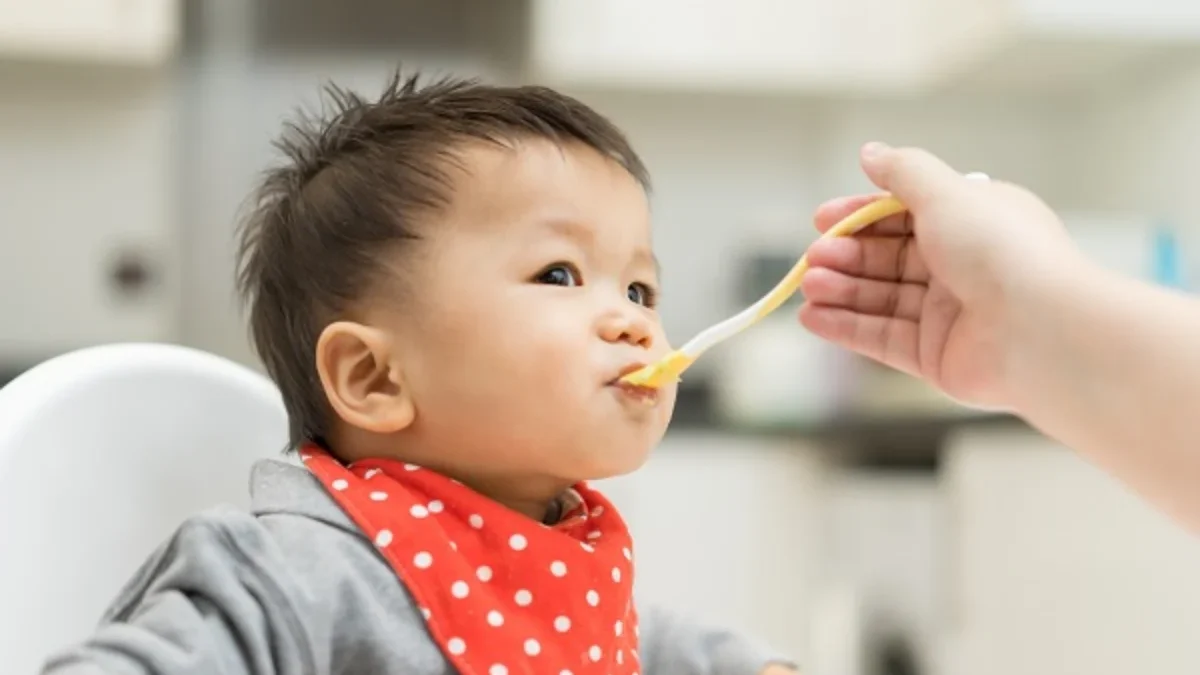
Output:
[{"xmin": 609, "ymin": 362, "xmax": 649, "ymax": 384}]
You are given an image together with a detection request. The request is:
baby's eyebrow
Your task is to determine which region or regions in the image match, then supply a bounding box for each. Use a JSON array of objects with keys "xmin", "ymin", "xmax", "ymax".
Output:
[
  {"xmin": 541, "ymin": 218, "xmax": 595, "ymax": 246},
  {"xmin": 633, "ymin": 248, "xmax": 661, "ymax": 278}
]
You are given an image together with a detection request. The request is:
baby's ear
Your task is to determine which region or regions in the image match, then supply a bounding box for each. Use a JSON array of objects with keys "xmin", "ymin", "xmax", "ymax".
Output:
[{"xmin": 315, "ymin": 321, "xmax": 415, "ymax": 434}]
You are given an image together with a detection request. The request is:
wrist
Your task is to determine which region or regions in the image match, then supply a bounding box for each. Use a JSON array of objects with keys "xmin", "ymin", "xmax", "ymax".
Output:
[{"xmin": 998, "ymin": 252, "xmax": 1107, "ymax": 414}]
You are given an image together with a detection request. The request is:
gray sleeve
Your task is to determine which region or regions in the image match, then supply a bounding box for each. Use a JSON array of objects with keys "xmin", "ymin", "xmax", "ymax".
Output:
[
  {"xmin": 638, "ymin": 604, "xmax": 797, "ymax": 675},
  {"xmin": 40, "ymin": 511, "xmax": 315, "ymax": 675}
]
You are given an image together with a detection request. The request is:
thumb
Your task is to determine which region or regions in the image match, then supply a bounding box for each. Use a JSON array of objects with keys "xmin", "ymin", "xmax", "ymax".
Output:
[{"xmin": 860, "ymin": 142, "xmax": 965, "ymax": 209}]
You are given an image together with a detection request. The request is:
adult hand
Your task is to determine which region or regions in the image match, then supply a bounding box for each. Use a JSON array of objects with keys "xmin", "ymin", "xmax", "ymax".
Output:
[{"xmin": 798, "ymin": 142, "xmax": 1085, "ymax": 410}]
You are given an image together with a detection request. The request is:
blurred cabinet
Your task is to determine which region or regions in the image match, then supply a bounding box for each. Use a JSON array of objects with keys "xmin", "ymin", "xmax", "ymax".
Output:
[
  {"xmin": 0, "ymin": 0, "xmax": 179, "ymax": 65},
  {"xmin": 955, "ymin": 0, "xmax": 1200, "ymax": 92},
  {"xmin": 527, "ymin": 0, "xmax": 924, "ymax": 94},
  {"xmin": 938, "ymin": 428, "xmax": 1200, "ymax": 675},
  {"xmin": 0, "ymin": 66, "xmax": 178, "ymax": 362},
  {"xmin": 527, "ymin": 0, "xmax": 1200, "ymax": 94}
]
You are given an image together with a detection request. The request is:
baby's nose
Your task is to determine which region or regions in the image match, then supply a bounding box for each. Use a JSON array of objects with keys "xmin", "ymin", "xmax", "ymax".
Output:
[{"xmin": 600, "ymin": 309, "xmax": 654, "ymax": 349}]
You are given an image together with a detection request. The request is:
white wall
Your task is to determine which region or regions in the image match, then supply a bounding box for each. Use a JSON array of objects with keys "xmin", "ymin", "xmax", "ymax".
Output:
[{"xmin": 1071, "ymin": 63, "xmax": 1200, "ymax": 222}]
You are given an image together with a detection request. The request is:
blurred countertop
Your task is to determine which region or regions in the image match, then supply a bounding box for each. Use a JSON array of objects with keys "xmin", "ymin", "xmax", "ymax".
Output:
[{"xmin": 668, "ymin": 376, "xmax": 1024, "ymax": 469}]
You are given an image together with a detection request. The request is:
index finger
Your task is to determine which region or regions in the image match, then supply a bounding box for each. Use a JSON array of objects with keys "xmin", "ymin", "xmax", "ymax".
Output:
[{"xmin": 813, "ymin": 193, "xmax": 911, "ymax": 236}]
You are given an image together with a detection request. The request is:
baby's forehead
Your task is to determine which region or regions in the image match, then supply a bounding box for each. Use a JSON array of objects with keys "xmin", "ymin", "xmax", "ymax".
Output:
[{"xmin": 440, "ymin": 139, "xmax": 653, "ymax": 239}]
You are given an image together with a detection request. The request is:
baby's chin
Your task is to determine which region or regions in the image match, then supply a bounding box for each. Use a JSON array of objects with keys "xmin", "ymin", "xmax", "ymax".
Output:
[{"xmin": 568, "ymin": 430, "xmax": 665, "ymax": 482}]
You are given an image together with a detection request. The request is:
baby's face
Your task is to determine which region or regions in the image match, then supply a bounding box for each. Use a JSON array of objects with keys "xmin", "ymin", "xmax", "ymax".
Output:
[{"xmin": 381, "ymin": 138, "xmax": 675, "ymax": 488}]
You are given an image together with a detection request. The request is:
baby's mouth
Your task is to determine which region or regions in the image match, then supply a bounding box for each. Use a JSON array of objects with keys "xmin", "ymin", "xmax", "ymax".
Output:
[
  {"xmin": 609, "ymin": 364, "xmax": 660, "ymax": 406},
  {"xmin": 612, "ymin": 380, "xmax": 659, "ymax": 405}
]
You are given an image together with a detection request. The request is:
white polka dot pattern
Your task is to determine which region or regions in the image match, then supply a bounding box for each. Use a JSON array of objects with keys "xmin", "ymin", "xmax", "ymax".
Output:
[{"xmin": 300, "ymin": 445, "xmax": 639, "ymax": 675}]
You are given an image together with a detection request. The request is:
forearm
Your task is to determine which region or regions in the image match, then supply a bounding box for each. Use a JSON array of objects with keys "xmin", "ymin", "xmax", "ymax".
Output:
[{"xmin": 1006, "ymin": 261, "xmax": 1200, "ymax": 531}]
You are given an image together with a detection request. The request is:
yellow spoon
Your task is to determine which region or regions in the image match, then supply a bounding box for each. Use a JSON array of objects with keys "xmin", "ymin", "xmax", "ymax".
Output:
[{"xmin": 619, "ymin": 173, "xmax": 988, "ymax": 389}]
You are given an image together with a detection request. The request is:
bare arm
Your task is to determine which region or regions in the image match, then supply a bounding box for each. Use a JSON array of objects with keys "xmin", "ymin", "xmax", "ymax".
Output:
[{"xmin": 1008, "ymin": 262, "xmax": 1200, "ymax": 532}]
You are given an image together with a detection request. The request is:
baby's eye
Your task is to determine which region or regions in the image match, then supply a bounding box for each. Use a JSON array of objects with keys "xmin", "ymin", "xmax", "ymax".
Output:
[
  {"xmin": 536, "ymin": 264, "xmax": 581, "ymax": 287},
  {"xmin": 628, "ymin": 282, "xmax": 658, "ymax": 308}
]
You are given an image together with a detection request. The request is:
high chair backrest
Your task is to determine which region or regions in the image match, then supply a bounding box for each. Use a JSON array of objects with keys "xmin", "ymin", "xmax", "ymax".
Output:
[{"xmin": 0, "ymin": 343, "xmax": 288, "ymax": 673}]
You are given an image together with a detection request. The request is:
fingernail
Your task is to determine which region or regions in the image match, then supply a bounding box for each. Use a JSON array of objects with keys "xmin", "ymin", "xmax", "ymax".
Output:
[{"xmin": 862, "ymin": 142, "xmax": 890, "ymax": 159}]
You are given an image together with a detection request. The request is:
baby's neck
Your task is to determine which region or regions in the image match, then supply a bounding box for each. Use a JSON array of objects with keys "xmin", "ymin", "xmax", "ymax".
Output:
[
  {"xmin": 445, "ymin": 470, "xmax": 572, "ymax": 523},
  {"xmin": 326, "ymin": 433, "xmax": 572, "ymax": 523}
]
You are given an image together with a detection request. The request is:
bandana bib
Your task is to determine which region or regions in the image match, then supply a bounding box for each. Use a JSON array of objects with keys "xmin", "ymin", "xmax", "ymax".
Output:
[{"xmin": 301, "ymin": 445, "xmax": 639, "ymax": 675}]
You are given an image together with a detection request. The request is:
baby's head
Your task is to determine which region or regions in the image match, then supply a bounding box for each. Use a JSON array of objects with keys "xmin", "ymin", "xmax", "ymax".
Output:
[{"xmin": 236, "ymin": 71, "xmax": 676, "ymax": 509}]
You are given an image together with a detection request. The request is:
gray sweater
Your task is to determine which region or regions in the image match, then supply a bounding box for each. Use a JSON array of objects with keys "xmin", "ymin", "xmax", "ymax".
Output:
[{"xmin": 41, "ymin": 459, "xmax": 793, "ymax": 675}]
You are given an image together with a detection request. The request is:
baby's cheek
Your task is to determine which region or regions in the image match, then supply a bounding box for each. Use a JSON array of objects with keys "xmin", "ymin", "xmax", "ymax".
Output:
[
  {"xmin": 520, "ymin": 318, "xmax": 588, "ymax": 367},
  {"xmin": 525, "ymin": 347, "xmax": 592, "ymax": 402}
]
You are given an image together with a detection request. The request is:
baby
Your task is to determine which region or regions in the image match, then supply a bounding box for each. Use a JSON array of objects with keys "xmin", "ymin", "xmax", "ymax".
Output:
[{"xmin": 42, "ymin": 71, "xmax": 796, "ymax": 675}]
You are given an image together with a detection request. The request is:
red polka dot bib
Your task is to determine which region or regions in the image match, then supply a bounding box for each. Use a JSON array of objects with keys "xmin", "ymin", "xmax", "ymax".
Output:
[{"xmin": 301, "ymin": 445, "xmax": 639, "ymax": 675}]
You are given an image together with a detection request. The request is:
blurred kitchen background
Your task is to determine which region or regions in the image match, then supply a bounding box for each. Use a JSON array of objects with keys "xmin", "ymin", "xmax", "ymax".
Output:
[{"xmin": 5, "ymin": 0, "xmax": 1200, "ymax": 673}]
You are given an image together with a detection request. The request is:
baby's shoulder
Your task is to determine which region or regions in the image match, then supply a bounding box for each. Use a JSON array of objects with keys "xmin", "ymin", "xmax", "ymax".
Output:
[
  {"xmin": 74, "ymin": 502, "xmax": 444, "ymax": 674},
  {"xmin": 252, "ymin": 504, "xmax": 412, "ymax": 601},
  {"xmin": 247, "ymin": 506, "xmax": 441, "ymax": 668}
]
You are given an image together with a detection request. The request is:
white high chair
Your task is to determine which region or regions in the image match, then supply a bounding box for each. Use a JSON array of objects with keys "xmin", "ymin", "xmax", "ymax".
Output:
[{"xmin": 0, "ymin": 342, "xmax": 288, "ymax": 673}]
